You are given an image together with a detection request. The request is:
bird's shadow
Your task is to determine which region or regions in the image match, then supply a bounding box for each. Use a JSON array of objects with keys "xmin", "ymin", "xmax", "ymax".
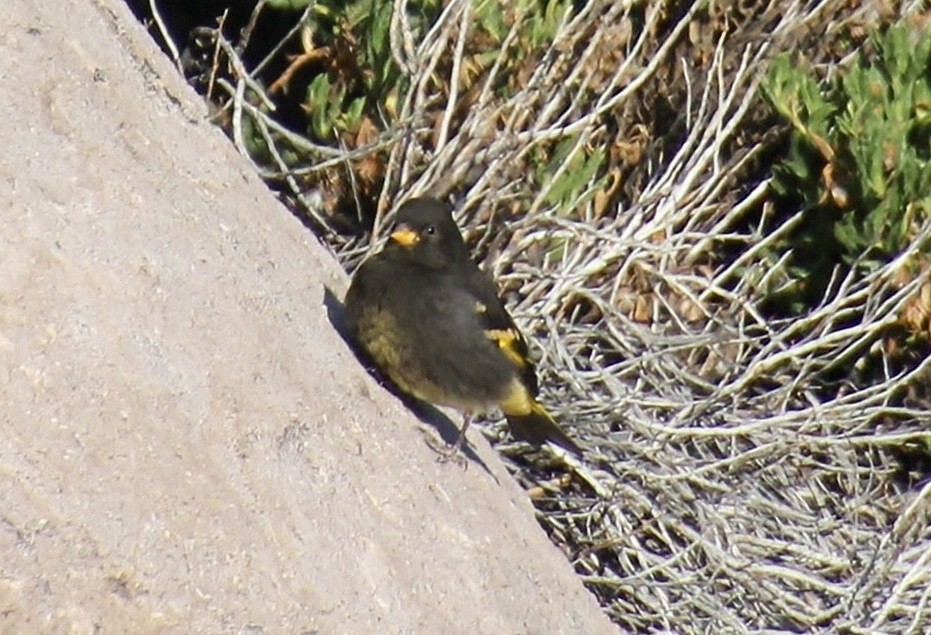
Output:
[{"xmin": 324, "ymin": 287, "xmax": 498, "ymax": 479}]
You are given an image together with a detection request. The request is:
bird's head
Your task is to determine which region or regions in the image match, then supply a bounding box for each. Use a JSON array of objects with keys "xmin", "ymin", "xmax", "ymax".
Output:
[{"xmin": 386, "ymin": 198, "xmax": 468, "ymax": 268}]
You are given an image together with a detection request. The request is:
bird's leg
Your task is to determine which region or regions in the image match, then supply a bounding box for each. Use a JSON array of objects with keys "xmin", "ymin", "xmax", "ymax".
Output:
[
  {"xmin": 451, "ymin": 414, "xmax": 472, "ymax": 452},
  {"xmin": 433, "ymin": 414, "xmax": 472, "ymax": 467}
]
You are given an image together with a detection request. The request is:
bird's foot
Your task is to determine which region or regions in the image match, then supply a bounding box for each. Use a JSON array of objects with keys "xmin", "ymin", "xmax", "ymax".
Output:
[
  {"xmin": 426, "ymin": 435, "xmax": 468, "ymax": 469},
  {"xmin": 437, "ymin": 445, "xmax": 468, "ymax": 469}
]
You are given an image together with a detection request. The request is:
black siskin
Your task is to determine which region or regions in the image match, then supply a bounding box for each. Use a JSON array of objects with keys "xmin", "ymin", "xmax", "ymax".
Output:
[{"xmin": 344, "ymin": 197, "xmax": 581, "ymax": 460}]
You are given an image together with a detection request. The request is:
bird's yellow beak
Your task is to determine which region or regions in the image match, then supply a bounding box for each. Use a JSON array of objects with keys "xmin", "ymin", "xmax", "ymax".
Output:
[{"xmin": 390, "ymin": 225, "xmax": 420, "ymax": 247}]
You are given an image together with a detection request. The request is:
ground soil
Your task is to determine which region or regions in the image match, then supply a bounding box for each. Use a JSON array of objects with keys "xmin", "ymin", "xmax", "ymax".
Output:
[{"xmin": 0, "ymin": 1, "xmax": 618, "ymax": 633}]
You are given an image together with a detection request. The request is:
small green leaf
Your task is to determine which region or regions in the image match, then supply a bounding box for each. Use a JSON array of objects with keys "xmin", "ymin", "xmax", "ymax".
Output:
[{"xmin": 267, "ymin": 0, "xmax": 316, "ymax": 10}]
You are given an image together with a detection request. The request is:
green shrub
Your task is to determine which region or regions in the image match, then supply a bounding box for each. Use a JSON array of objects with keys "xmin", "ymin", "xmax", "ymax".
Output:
[{"xmin": 762, "ymin": 24, "xmax": 931, "ymax": 325}]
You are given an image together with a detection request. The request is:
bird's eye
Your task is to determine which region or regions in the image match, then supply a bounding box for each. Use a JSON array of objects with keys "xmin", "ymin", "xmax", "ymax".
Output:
[{"xmin": 424, "ymin": 225, "xmax": 436, "ymax": 235}]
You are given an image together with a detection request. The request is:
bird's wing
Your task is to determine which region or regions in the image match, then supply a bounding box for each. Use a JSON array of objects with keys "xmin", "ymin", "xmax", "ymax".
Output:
[{"xmin": 462, "ymin": 264, "xmax": 540, "ymax": 396}]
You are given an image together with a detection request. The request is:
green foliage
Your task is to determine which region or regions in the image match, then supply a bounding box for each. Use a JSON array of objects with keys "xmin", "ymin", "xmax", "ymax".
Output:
[
  {"xmin": 266, "ymin": 0, "xmax": 315, "ymax": 9},
  {"xmin": 537, "ymin": 136, "xmax": 608, "ymax": 213},
  {"xmin": 475, "ymin": 0, "xmax": 508, "ymax": 42},
  {"xmin": 258, "ymin": 0, "xmax": 604, "ymax": 225},
  {"xmin": 762, "ymin": 24, "xmax": 931, "ymax": 312},
  {"xmin": 525, "ymin": 0, "xmax": 570, "ymax": 49},
  {"xmin": 295, "ymin": 0, "xmax": 423, "ymax": 142}
]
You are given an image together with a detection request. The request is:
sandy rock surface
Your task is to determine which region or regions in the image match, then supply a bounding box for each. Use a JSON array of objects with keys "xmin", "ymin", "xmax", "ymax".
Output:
[{"xmin": 0, "ymin": 1, "xmax": 618, "ymax": 633}]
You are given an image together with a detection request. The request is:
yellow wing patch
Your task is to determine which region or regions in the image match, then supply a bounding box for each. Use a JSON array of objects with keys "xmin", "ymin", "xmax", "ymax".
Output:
[{"xmin": 484, "ymin": 328, "xmax": 528, "ymax": 368}]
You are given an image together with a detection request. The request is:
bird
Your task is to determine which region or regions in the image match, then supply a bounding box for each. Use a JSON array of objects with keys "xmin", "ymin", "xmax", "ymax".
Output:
[{"xmin": 344, "ymin": 197, "xmax": 581, "ymax": 462}]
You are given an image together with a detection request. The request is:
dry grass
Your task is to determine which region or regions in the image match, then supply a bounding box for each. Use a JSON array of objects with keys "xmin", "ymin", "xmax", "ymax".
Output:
[{"xmin": 171, "ymin": 0, "xmax": 931, "ymax": 631}]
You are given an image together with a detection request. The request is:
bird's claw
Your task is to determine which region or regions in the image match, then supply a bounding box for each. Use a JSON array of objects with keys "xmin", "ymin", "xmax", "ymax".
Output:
[{"xmin": 426, "ymin": 435, "xmax": 468, "ymax": 469}]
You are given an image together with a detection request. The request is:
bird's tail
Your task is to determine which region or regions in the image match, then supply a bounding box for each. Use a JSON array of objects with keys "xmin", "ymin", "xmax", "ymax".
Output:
[{"xmin": 505, "ymin": 401, "xmax": 581, "ymax": 455}]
